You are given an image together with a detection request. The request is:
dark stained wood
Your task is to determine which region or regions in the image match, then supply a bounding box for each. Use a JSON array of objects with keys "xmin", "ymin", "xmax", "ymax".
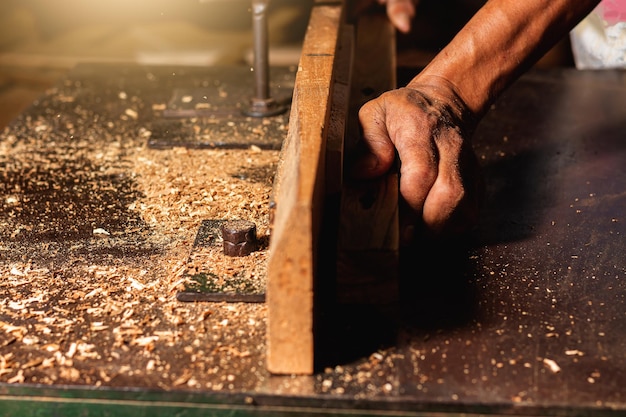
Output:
[
  {"xmin": 346, "ymin": 12, "xmax": 397, "ymax": 152},
  {"xmin": 337, "ymin": 14, "xmax": 399, "ymax": 305}
]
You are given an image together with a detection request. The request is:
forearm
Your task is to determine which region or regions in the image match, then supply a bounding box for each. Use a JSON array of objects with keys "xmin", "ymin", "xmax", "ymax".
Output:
[{"xmin": 410, "ymin": 0, "xmax": 600, "ymax": 117}]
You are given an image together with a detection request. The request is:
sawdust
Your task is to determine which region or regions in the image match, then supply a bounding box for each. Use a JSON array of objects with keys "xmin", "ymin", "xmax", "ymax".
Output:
[{"xmin": 0, "ymin": 72, "xmax": 280, "ymax": 390}]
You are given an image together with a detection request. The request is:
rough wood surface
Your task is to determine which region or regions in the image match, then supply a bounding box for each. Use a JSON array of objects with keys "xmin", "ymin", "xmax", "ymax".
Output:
[
  {"xmin": 326, "ymin": 24, "xmax": 354, "ymax": 196},
  {"xmin": 266, "ymin": 1, "xmax": 343, "ymax": 375}
]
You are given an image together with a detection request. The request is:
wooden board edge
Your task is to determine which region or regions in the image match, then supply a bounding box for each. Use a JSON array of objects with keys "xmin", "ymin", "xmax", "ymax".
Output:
[{"xmin": 267, "ymin": 2, "xmax": 344, "ymax": 375}]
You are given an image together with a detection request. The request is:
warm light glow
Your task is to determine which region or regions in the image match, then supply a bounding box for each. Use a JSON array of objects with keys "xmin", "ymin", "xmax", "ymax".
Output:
[{"xmin": 0, "ymin": 0, "xmax": 311, "ymax": 68}]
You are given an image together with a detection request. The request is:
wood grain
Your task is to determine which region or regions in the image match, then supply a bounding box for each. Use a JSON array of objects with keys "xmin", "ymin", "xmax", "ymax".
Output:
[{"xmin": 267, "ymin": 1, "xmax": 343, "ymax": 375}]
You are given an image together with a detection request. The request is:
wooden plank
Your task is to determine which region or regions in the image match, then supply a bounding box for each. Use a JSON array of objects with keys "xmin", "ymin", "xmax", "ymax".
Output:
[
  {"xmin": 337, "ymin": 14, "xmax": 399, "ymax": 305},
  {"xmin": 267, "ymin": 1, "xmax": 343, "ymax": 375},
  {"xmin": 326, "ymin": 24, "xmax": 354, "ymax": 196}
]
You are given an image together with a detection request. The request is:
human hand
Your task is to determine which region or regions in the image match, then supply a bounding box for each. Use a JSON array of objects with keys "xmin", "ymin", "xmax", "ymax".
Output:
[
  {"xmin": 352, "ymin": 0, "xmax": 418, "ymax": 33},
  {"xmin": 352, "ymin": 77, "xmax": 483, "ymax": 241}
]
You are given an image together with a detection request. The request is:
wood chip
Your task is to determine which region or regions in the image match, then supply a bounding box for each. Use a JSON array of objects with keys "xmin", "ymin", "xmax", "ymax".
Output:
[{"xmin": 542, "ymin": 358, "xmax": 561, "ymax": 373}]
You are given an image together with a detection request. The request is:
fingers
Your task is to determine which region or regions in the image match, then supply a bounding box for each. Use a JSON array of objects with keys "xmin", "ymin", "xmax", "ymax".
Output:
[
  {"xmin": 356, "ymin": 0, "xmax": 417, "ymax": 33},
  {"xmin": 394, "ymin": 123, "xmax": 438, "ymax": 214},
  {"xmin": 422, "ymin": 136, "xmax": 480, "ymax": 235},
  {"xmin": 385, "ymin": 0, "xmax": 416, "ymax": 33},
  {"xmin": 422, "ymin": 136, "xmax": 464, "ymax": 233},
  {"xmin": 352, "ymin": 100, "xmax": 397, "ymax": 179},
  {"xmin": 393, "ymin": 115, "xmax": 477, "ymax": 237},
  {"xmin": 354, "ymin": 85, "xmax": 481, "ymax": 240}
]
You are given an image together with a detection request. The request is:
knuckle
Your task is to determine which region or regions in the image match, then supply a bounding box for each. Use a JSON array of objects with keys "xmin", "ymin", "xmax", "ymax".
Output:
[{"xmin": 442, "ymin": 180, "xmax": 466, "ymax": 206}]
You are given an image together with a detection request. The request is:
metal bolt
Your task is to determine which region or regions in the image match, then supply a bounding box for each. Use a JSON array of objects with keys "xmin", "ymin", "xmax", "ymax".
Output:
[{"xmin": 221, "ymin": 220, "xmax": 258, "ymax": 257}]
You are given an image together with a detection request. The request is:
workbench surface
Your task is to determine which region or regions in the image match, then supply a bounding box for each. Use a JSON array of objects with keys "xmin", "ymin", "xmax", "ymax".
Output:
[{"xmin": 0, "ymin": 64, "xmax": 624, "ymax": 416}]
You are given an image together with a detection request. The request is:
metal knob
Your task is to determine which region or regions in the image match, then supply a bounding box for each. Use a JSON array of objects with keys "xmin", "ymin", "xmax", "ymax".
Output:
[{"xmin": 221, "ymin": 220, "xmax": 258, "ymax": 256}]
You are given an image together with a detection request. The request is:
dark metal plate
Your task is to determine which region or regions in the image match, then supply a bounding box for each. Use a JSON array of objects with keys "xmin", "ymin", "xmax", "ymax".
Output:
[
  {"xmin": 147, "ymin": 66, "xmax": 294, "ymax": 150},
  {"xmin": 176, "ymin": 220, "xmax": 266, "ymax": 303}
]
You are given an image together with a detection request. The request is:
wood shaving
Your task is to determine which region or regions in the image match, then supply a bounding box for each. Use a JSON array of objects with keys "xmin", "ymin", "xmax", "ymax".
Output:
[{"xmin": 0, "ymin": 68, "xmax": 278, "ymax": 389}]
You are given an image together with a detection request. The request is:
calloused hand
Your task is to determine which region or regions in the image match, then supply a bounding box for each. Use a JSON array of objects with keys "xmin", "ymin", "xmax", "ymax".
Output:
[{"xmin": 352, "ymin": 77, "xmax": 483, "ymax": 241}]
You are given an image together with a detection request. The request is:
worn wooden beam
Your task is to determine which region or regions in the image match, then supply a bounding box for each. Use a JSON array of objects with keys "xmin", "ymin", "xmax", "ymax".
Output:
[{"xmin": 267, "ymin": 1, "xmax": 343, "ymax": 375}]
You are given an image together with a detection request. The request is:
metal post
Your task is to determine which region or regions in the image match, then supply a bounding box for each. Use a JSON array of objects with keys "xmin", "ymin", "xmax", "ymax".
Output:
[
  {"xmin": 252, "ymin": 0, "xmax": 270, "ymax": 101},
  {"xmin": 243, "ymin": 0, "xmax": 287, "ymax": 117}
]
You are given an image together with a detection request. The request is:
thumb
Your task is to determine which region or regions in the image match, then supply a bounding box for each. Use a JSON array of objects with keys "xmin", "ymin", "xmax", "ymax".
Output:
[{"xmin": 351, "ymin": 101, "xmax": 396, "ymax": 179}]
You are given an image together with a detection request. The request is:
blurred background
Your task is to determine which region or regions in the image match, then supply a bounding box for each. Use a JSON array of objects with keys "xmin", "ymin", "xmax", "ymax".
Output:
[
  {"xmin": 0, "ymin": 0, "xmax": 573, "ymax": 129},
  {"xmin": 0, "ymin": 0, "xmax": 312, "ymax": 128}
]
